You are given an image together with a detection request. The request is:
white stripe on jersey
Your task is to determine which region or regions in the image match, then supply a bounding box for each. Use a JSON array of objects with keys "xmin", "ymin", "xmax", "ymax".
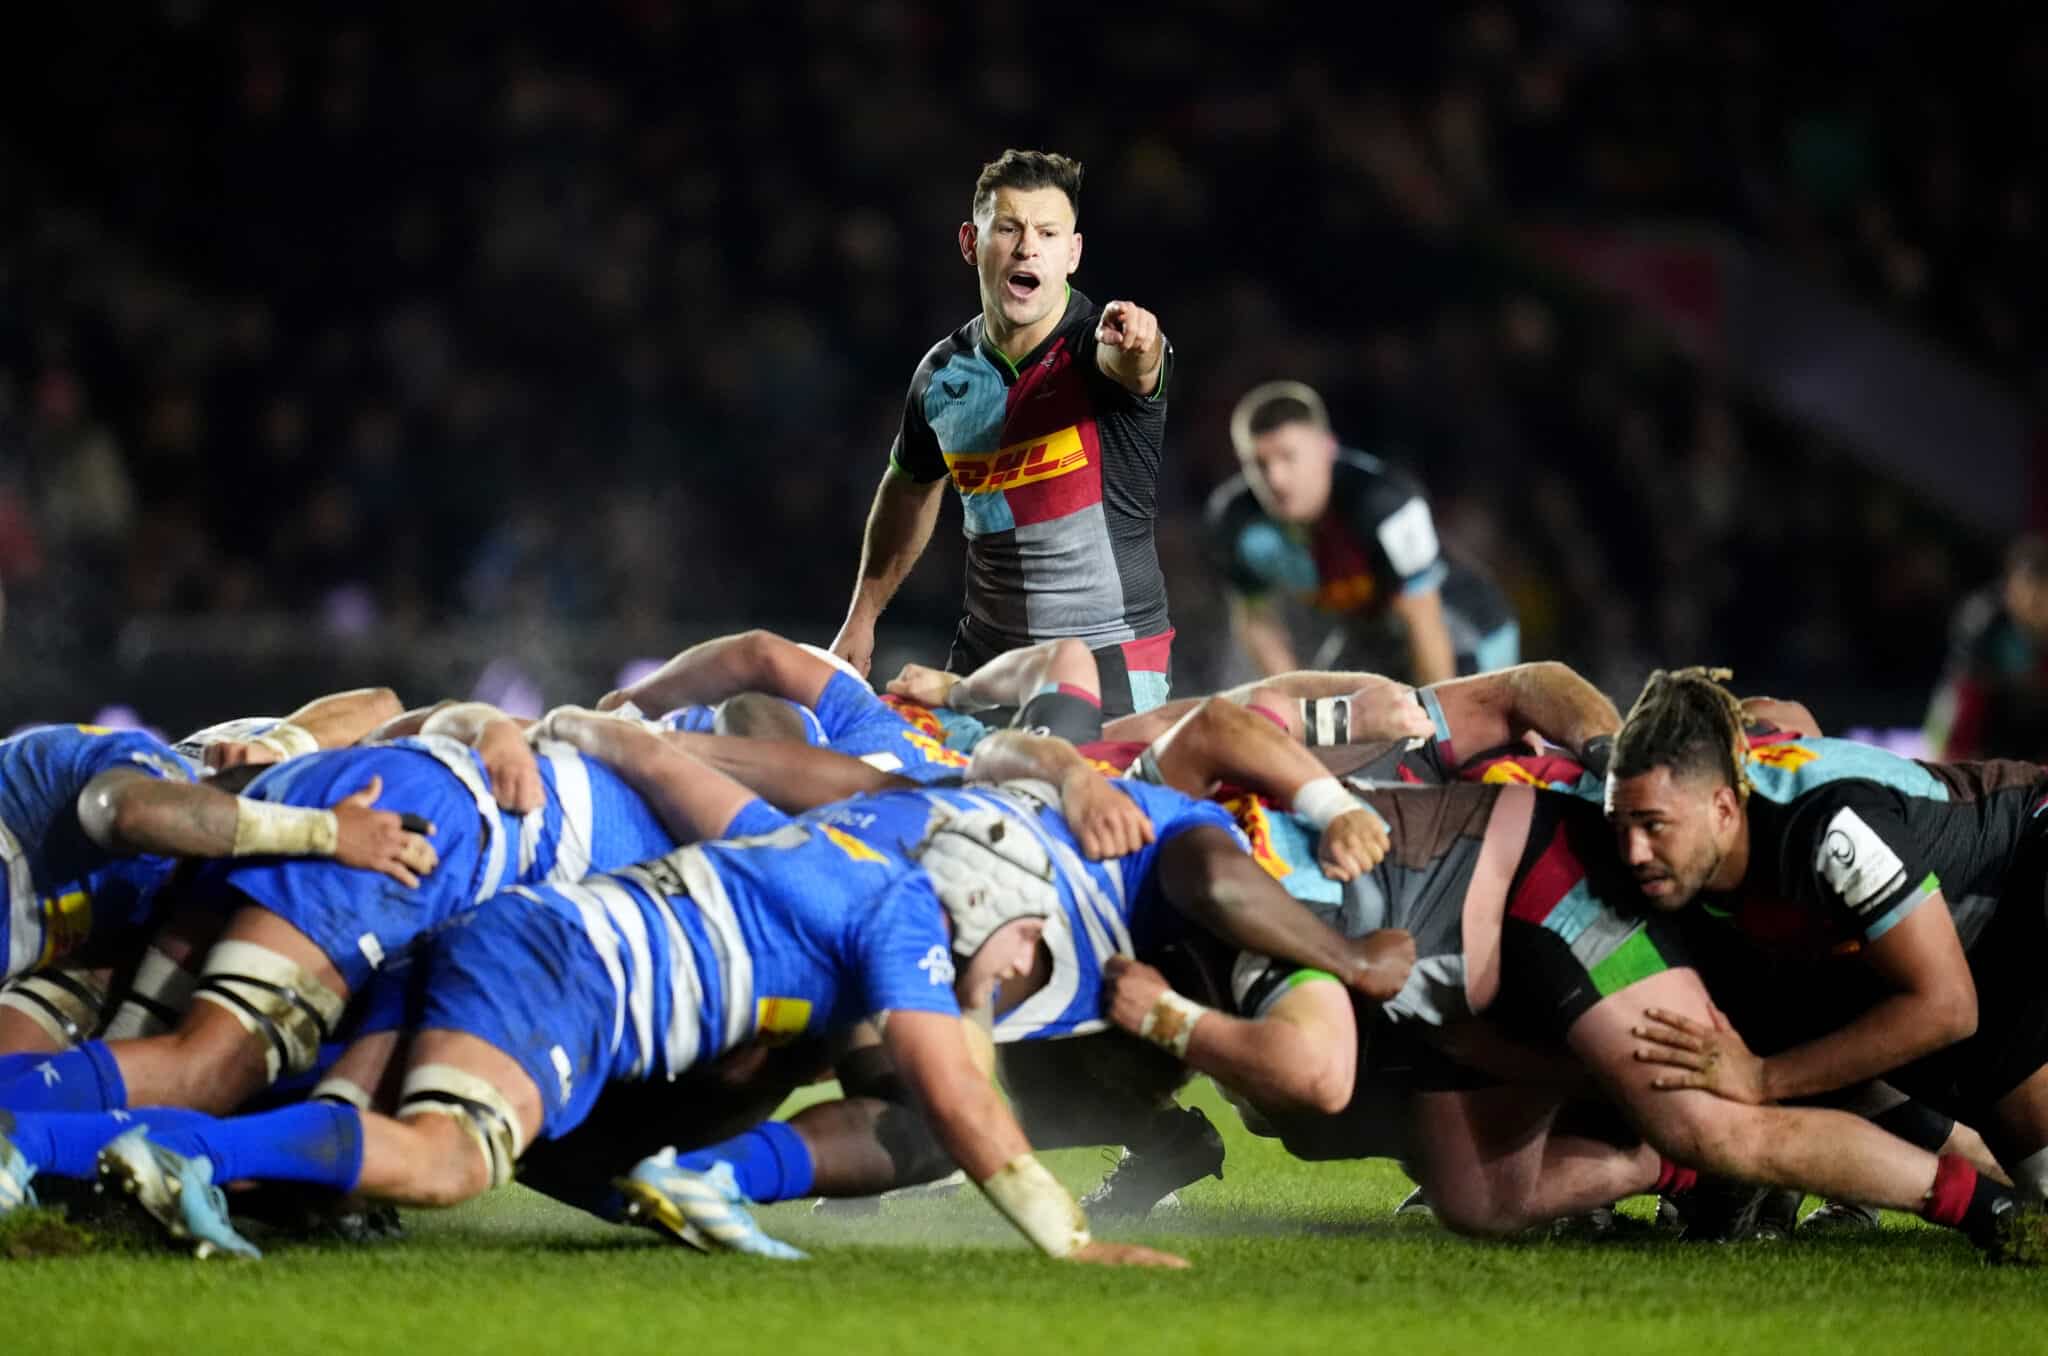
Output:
[
  {"xmin": 656, "ymin": 847, "xmax": 753, "ymax": 1055},
  {"xmin": 404, "ymin": 735, "xmax": 507, "ymax": 902},
  {"xmin": 542, "ymin": 882, "xmax": 629, "ymax": 1056},
  {"xmin": 0, "ymin": 817, "xmax": 40, "ymax": 980},
  {"xmin": 537, "ymin": 740, "xmax": 594, "ymax": 883},
  {"xmin": 589, "ymin": 875, "xmax": 658, "ymax": 1073},
  {"xmin": 650, "ymin": 887, "xmax": 705, "ymax": 1073}
]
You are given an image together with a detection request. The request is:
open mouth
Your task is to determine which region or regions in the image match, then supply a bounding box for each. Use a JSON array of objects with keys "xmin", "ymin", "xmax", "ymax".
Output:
[{"xmin": 1005, "ymin": 271, "xmax": 1042, "ymax": 300}]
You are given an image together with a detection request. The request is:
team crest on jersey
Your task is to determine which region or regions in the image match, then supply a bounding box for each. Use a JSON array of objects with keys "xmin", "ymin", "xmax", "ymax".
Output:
[
  {"xmin": 1311, "ymin": 572, "xmax": 1376, "ymax": 613},
  {"xmin": 944, "ymin": 425, "xmax": 1087, "ymax": 495},
  {"xmin": 1747, "ymin": 742, "xmax": 1819, "ymax": 773}
]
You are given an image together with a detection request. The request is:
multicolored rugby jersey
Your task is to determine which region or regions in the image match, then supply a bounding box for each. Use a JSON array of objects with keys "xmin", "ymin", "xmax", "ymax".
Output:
[
  {"xmin": 0, "ymin": 725, "xmax": 198, "ymax": 978},
  {"xmin": 1700, "ymin": 731, "xmax": 2048, "ymax": 958},
  {"xmin": 1204, "ymin": 448, "xmax": 1518, "ymax": 678},
  {"xmin": 893, "ymin": 287, "xmax": 1176, "ymax": 713}
]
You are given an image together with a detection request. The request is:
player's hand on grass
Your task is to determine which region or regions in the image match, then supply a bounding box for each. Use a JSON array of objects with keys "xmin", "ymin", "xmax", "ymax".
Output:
[
  {"xmin": 1094, "ymin": 301, "xmax": 1164, "ymax": 392},
  {"xmin": 830, "ymin": 615, "xmax": 877, "ymax": 679},
  {"xmin": 1102, "ymin": 955, "xmax": 1171, "ymax": 1037},
  {"xmin": 1346, "ymin": 928, "xmax": 1415, "ymax": 1002},
  {"xmin": 331, "ymin": 776, "xmax": 439, "ymax": 887},
  {"xmin": 1059, "ymin": 765, "xmax": 1154, "ymax": 859},
  {"xmin": 1318, "ymin": 807, "xmax": 1390, "ymax": 880},
  {"xmin": 1632, "ymin": 1003, "xmax": 1768, "ymax": 1105},
  {"xmin": 1350, "ymin": 678, "xmax": 1436, "ymax": 744},
  {"xmin": 1068, "ymin": 1240, "xmax": 1191, "ymax": 1269},
  {"xmin": 478, "ymin": 717, "xmax": 544, "ymax": 814},
  {"xmin": 887, "ymin": 664, "xmax": 961, "ymax": 709}
]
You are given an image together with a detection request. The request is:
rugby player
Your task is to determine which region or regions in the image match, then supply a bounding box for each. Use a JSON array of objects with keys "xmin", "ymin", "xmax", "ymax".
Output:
[
  {"xmin": 1205, "ymin": 381, "xmax": 1516, "ymax": 684},
  {"xmin": 1607, "ymin": 668, "xmax": 2048, "ymax": 1205},
  {"xmin": 830, "ymin": 149, "xmax": 1177, "ymax": 717},
  {"xmin": 0, "ymin": 703, "xmax": 683, "ymax": 1120},
  {"xmin": 0, "ymin": 720, "xmax": 433, "ymax": 1057}
]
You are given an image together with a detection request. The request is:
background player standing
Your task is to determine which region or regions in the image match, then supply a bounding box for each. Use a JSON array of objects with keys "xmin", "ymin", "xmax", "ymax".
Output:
[
  {"xmin": 1205, "ymin": 381, "xmax": 1517, "ymax": 685},
  {"xmin": 830, "ymin": 149, "xmax": 1176, "ymax": 718}
]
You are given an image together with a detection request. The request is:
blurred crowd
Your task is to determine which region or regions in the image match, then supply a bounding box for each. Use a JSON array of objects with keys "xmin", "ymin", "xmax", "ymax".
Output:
[{"xmin": 0, "ymin": 1, "xmax": 2028, "ymax": 726}]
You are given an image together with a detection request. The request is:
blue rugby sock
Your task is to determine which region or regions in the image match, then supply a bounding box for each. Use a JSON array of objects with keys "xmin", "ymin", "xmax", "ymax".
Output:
[
  {"xmin": 6, "ymin": 1107, "xmax": 217, "ymax": 1178},
  {"xmin": 153, "ymin": 1101, "xmax": 364, "ymax": 1193},
  {"xmin": 0, "ymin": 1042, "xmax": 127, "ymax": 1112},
  {"xmin": 676, "ymin": 1122, "xmax": 814, "ymax": 1204}
]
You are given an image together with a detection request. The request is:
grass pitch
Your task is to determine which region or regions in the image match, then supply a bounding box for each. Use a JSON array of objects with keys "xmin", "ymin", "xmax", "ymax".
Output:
[{"xmin": 3, "ymin": 1081, "xmax": 2042, "ymax": 1355}]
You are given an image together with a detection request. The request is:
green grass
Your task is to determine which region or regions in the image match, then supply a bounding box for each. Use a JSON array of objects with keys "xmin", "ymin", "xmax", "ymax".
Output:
[{"xmin": 4, "ymin": 1081, "xmax": 2044, "ymax": 1355}]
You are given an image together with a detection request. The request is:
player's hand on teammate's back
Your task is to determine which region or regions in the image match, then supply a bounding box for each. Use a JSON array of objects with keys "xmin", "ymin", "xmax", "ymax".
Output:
[
  {"xmin": 886, "ymin": 663, "xmax": 960, "ymax": 709},
  {"xmin": 1068, "ymin": 1240, "xmax": 1191, "ymax": 1269},
  {"xmin": 1059, "ymin": 766, "xmax": 1155, "ymax": 859},
  {"xmin": 829, "ymin": 616, "xmax": 876, "ymax": 679},
  {"xmin": 478, "ymin": 717, "xmax": 544, "ymax": 814},
  {"xmin": 1318, "ymin": 807, "xmax": 1390, "ymax": 880},
  {"xmin": 1101, "ymin": 955, "xmax": 1171, "ymax": 1038},
  {"xmin": 330, "ymin": 776, "xmax": 439, "ymax": 887},
  {"xmin": 1346, "ymin": 928, "xmax": 1416, "ymax": 1002},
  {"xmin": 1350, "ymin": 678, "xmax": 1437, "ymax": 744}
]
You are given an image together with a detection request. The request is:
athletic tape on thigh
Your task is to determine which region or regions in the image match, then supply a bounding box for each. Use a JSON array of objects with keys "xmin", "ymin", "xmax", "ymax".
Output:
[
  {"xmin": 101, "ymin": 946, "xmax": 200, "ymax": 1040},
  {"xmin": 398, "ymin": 1062, "xmax": 524, "ymax": 1187},
  {"xmin": 192, "ymin": 939, "xmax": 346, "ymax": 1081},
  {"xmin": 0, "ymin": 967, "xmax": 109, "ymax": 1046}
]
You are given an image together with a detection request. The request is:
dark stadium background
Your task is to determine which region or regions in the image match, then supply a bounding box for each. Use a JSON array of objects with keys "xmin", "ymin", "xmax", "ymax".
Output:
[{"xmin": 0, "ymin": 2, "xmax": 2036, "ymax": 742}]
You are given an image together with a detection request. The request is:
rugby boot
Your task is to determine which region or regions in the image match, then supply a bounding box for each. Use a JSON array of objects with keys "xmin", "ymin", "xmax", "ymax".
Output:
[
  {"xmin": 0, "ymin": 1117, "xmax": 36, "ymax": 1216},
  {"xmin": 619, "ymin": 1150, "xmax": 807, "ymax": 1260},
  {"xmin": 97, "ymin": 1128, "xmax": 261, "ymax": 1260},
  {"xmin": 1079, "ymin": 1106, "xmax": 1225, "ymax": 1219},
  {"xmin": 1393, "ymin": 1185, "xmax": 1435, "ymax": 1220},
  {"xmin": 1671, "ymin": 1177, "xmax": 1795, "ymax": 1243},
  {"xmin": 1797, "ymin": 1199, "xmax": 1881, "ymax": 1236}
]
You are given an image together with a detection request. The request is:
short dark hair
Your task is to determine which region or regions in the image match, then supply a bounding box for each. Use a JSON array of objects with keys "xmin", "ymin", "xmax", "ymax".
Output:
[
  {"xmin": 1247, "ymin": 396, "xmax": 1320, "ymax": 438},
  {"xmin": 972, "ymin": 149, "xmax": 1083, "ymax": 223},
  {"xmin": 1611, "ymin": 666, "xmax": 1751, "ymax": 800}
]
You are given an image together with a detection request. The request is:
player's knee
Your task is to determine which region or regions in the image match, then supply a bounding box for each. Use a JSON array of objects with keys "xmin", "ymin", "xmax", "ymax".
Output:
[
  {"xmin": 1044, "ymin": 637, "xmax": 1099, "ymax": 691},
  {"xmin": 1426, "ymin": 1179, "xmax": 1534, "ymax": 1238},
  {"xmin": 715, "ymin": 692, "xmax": 806, "ymax": 741},
  {"xmin": 397, "ymin": 1063, "xmax": 524, "ymax": 1207}
]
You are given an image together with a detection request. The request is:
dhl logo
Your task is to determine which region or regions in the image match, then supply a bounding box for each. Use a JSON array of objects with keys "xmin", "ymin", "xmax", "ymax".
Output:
[
  {"xmin": 1747, "ymin": 742, "xmax": 1819, "ymax": 773},
  {"xmin": 821, "ymin": 824, "xmax": 890, "ymax": 866},
  {"xmin": 754, "ymin": 996, "xmax": 814, "ymax": 1043},
  {"xmin": 37, "ymin": 888, "xmax": 93, "ymax": 967},
  {"xmin": 944, "ymin": 425, "xmax": 1087, "ymax": 495},
  {"xmin": 1312, "ymin": 572, "xmax": 1376, "ymax": 613},
  {"xmin": 1219, "ymin": 793, "xmax": 1292, "ymax": 882}
]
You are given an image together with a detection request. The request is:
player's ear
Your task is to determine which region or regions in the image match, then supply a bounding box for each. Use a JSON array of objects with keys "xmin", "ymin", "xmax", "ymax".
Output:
[
  {"xmin": 1711, "ymin": 783, "xmax": 1742, "ymax": 834},
  {"xmin": 1067, "ymin": 230, "xmax": 1082, "ymax": 275},
  {"xmin": 959, "ymin": 221, "xmax": 979, "ymax": 267}
]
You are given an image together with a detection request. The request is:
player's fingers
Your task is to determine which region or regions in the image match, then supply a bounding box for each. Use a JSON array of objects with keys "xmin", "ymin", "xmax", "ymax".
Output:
[
  {"xmin": 383, "ymin": 860, "xmax": 421, "ymax": 889},
  {"xmin": 339, "ymin": 775, "xmax": 384, "ymax": 809}
]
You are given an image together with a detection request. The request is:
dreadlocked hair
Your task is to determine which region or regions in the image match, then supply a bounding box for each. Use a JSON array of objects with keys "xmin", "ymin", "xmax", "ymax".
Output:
[{"xmin": 1612, "ymin": 666, "xmax": 1751, "ymax": 802}]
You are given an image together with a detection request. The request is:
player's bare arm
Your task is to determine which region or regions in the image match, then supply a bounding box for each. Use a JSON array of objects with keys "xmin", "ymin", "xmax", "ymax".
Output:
[
  {"xmin": 1633, "ymin": 897, "xmax": 1978, "ymax": 1104},
  {"xmin": 534, "ymin": 707, "xmax": 758, "ymax": 844},
  {"xmin": 831, "ymin": 468, "xmax": 948, "ymax": 678},
  {"xmin": 601, "ymin": 628, "xmax": 840, "ymax": 715},
  {"xmin": 420, "ymin": 701, "xmax": 543, "ymax": 813}
]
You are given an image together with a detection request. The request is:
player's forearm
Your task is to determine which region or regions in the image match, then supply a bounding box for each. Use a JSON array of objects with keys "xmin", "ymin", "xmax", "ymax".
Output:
[
  {"xmin": 965, "ymin": 729, "xmax": 1087, "ymax": 789},
  {"xmin": 78, "ymin": 773, "xmax": 242, "ymax": 858},
  {"xmin": 367, "ymin": 701, "xmax": 452, "ymax": 743},
  {"xmin": 847, "ymin": 467, "xmax": 944, "ymax": 623},
  {"xmin": 1160, "ymin": 829, "xmax": 1370, "ymax": 989},
  {"xmin": 951, "ymin": 639, "xmax": 1094, "ymax": 713},
  {"xmin": 1497, "ymin": 661, "xmax": 1621, "ymax": 752},
  {"xmin": 419, "ymin": 701, "xmax": 530, "ymax": 746},
  {"xmin": 543, "ymin": 715, "xmax": 754, "ymax": 843},
  {"xmin": 1760, "ymin": 990, "xmax": 1975, "ymax": 1104},
  {"xmin": 665, "ymin": 732, "xmax": 910, "ymax": 812},
  {"xmin": 1392, "ymin": 590, "xmax": 1457, "ymax": 686},
  {"xmin": 1231, "ymin": 599, "xmax": 1298, "ymax": 678},
  {"xmin": 1219, "ymin": 671, "xmax": 1376, "ymax": 703},
  {"xmin": 606, "ymin": 631, "xmax": 801, "ymax": 713},
  {"xmin": 283, "ymin": 687, "xmax": 404, "ymax": 750},
  {"xmin": 1146, "ymin": 698, "xmax": 1327, "ymax": 801}
]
